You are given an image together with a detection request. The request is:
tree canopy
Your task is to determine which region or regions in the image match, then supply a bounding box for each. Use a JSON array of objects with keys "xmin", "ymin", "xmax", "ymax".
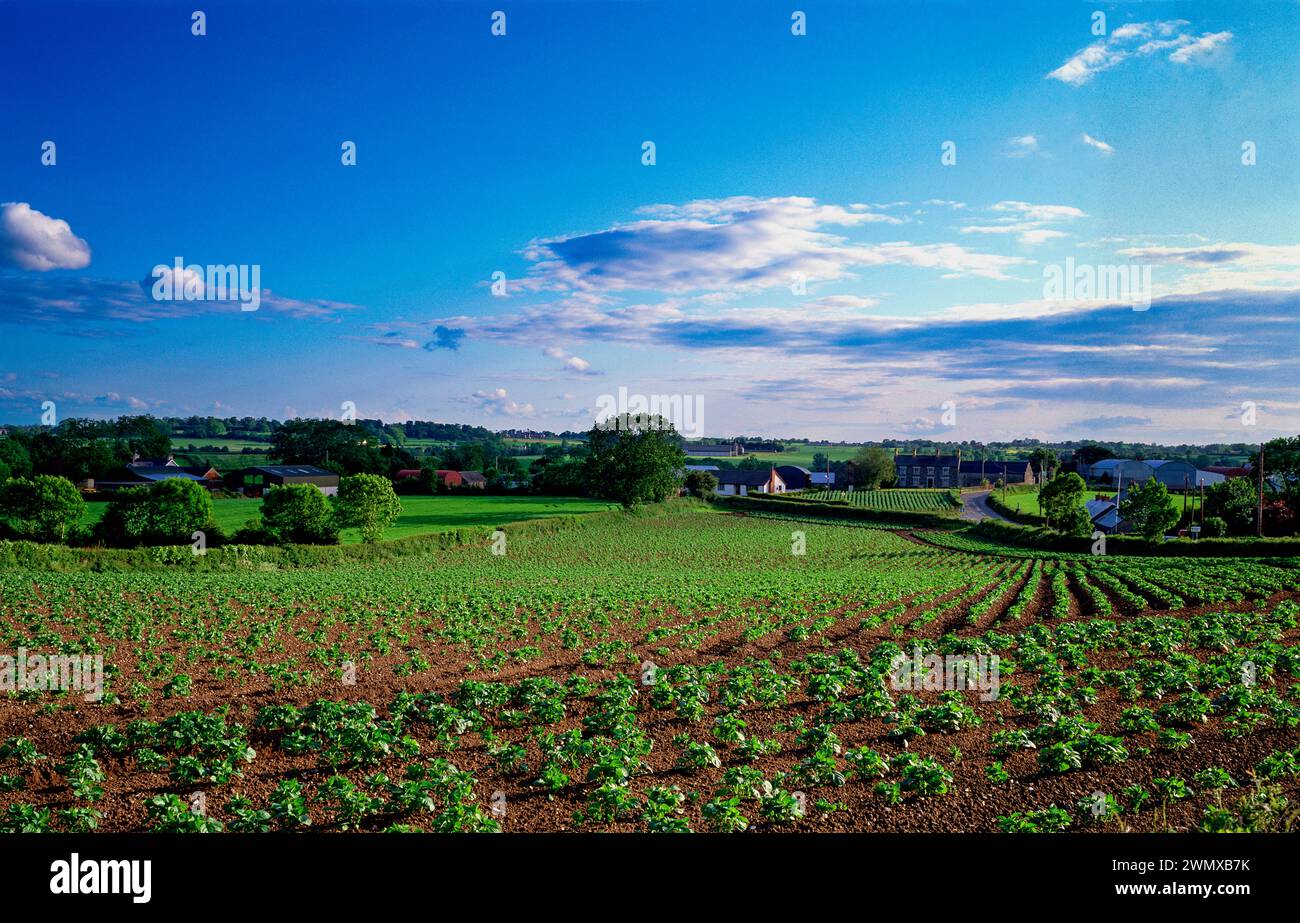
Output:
[{"xmin": 584, "ymin": 415, "xmax": 685, "ymax": 508}]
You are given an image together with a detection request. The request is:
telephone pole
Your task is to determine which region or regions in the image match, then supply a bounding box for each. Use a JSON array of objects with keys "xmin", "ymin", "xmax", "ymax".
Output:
[{"xmin": 1258, "ymin": 444, "xmax": 1265, "ymax": 537}]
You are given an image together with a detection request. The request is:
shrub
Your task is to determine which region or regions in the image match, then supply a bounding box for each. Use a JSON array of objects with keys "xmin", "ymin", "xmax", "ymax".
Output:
[
  {"xmin": 261, "ymin": 484, "xmax": 339, "ymax": 544},
  {"xmin": 1201, "ymin": 516, "xmax": 1228, "ymax": 538},
  {"xmin": 97, "ymin": 478, "xmax": 213, "ymax": 547}
]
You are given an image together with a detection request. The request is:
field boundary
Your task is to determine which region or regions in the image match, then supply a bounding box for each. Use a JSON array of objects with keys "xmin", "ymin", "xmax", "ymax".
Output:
[
  {"xmin": 710, "ymin": 494, "xmax": 964, "ymax": 528},
  {"xmin": 0, "ymin": 501, "xmax": 697, "ymax": 572},
  {"xmin": 967, "ymin": 518, "xmax": 1300, "ymax": 558}
]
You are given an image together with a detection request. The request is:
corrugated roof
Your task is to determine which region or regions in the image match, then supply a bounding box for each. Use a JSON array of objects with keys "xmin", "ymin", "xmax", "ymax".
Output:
[
  {"xmin": 717, "ymin": 469, "xmax": 776, "ymax": 486},
  {"xmin": 249, "ymin": 465, "xmax": 336, "ymax": 477}
]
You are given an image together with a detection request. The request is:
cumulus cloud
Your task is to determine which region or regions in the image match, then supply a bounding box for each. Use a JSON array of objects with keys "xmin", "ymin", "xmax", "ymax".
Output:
[
  {"xmin": 1047, "ymin": 20, "xmax": 1233, "ymax": 85},
  {"xmin": 543, "ymin": 346, "xmax": 596, "ymax": 374},
  {"xmin": 0, "ymin": 202, "xmax": 91, "ymax": 271},
  {"xmin": 471, "ymin": 388, "xmax": 534, "ymax": 416}
]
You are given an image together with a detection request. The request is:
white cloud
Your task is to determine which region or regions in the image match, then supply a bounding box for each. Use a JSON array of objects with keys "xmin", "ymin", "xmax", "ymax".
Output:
[
  {"xmin": 959, "ymin": 200, "xmax": 1086, "ymax": 245},
  {"xmin": 518, "ymin": 195, "xmax": 1029, "ymax": 294},
  {"xmin": 990, "ymin": 201, "xmax": 1087, "ymax": 222},
  {"xmin": 471, "ymin": 388, "xmax": 535, "ymax": 416},
  {"xmin": 1169, "ymin": 31, "xmax": 1233, "ymax": 64},
  {"xmin": 1081, "ymin": 133, "xmax": 1115, "ymax": 155},
  {"xmin": 543, "ymin": 346, "xmax": 596, "ymax": 374},
  {"xmin": 1047, "ymin": 20, "xmax": 1232, "ymax": 86},
  {"xmin": 1006, "ymin": 135, "xmax": 1039, "ymax": 158},
  {"xmin": 0, "ymin": 202, "xmax": 92, "ymax": 271}
]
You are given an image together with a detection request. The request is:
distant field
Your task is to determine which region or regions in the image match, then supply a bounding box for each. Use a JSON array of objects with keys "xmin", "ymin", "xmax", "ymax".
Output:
[
  {"xmin": 815, "ymin": 488, "xmax": 960, "ymax": 511},
  {"xmin": 1001, "ymin": 489, "xmax": 1203, "ymax": 518},
  {"xmin": 171, "ymin": 438, "xmax": 272, "ymax": 452},
  {"xmin": 77, "ymin": 494, "xmax": 618, "ymax": 543},
  {"xmin": 691, "ymin": 444, "xmax": 862, "ymax": 468}
]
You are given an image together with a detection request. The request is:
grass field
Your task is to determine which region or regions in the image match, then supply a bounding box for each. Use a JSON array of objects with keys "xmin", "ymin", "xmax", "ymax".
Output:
[
  {"xmin": 77, "ymin": 494, "xmax": 618, "ymax": 543},
  {"xmin": 691, "ymin": 444, "xmax": 862, "ymax": 468},
  {"xmin": 1001, "ymin": 489, "xmax": 1204, "ymax": 519},
  {"xmin": 170, "ymin": 438, "xmax": 272, "ymax": 452}
]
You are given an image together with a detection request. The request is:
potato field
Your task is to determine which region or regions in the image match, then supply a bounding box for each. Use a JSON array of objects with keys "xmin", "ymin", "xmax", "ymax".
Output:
[{"xmin": 2, "ymin": 506, "xmax": 1299, "ymax": 834}]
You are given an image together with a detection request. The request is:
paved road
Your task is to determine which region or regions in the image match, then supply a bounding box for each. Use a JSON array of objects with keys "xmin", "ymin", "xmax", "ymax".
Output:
[{"xmin": 959, "ymin": 490, "xmax": 1011, "ymax": 522}]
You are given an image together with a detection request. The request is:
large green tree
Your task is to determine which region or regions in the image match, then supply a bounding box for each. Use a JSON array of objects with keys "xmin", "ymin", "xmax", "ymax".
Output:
[
  {"xmin": 851, "ymin": 446, "xmax": 896, "ymax": 489},
  {"xmin": 1203, "ymin": 478, "xmax": 1258, "ymax": 535},
  {"xmin": 0, "ymin": 474, "xmax": 85, "ymax": 542},
  {"xmin": 1027, "ymin": 448, "xmax": 1060, "ymax": 481},
  {"xmin": 334, "ymin": 473, "xmax": 403, "ymax": 543},
  {"xmin": 1038, "ymin": 471, "xmax": 1088, "ymax": 533},
  {"xmin": 1251, "ymin": 436, "xmax": 1300, "ymax": 528},
  {"xmin": 1120, "ymin": 478, "xmax": 1180, "ymax": 541},
  {"xmin": 271, "ymin": 419, "xmax": 387, "ymax": 475},
  {"xmin": 584, "ymin": 415, "xmax": 685, "ymax": 508},
  {"xmin": 0, "ymin": 439, "xmax": 33, "ymax": 480}
]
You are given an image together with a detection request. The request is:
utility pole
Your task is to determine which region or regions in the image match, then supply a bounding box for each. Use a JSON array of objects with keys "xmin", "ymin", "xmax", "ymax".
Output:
[
  {"xmin": 1258, "ymin": 443, "xmax": 1265, "ymax": 537},
  {"xmin": 1183, "ymin": 474, "xmax": 1189, "ymax": 527}
]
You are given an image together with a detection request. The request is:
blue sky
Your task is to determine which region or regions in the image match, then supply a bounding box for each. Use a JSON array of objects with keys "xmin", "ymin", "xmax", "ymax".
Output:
[{"xmin": 2, "ymin": 0, "xmax": 1298, "ymax": 442}]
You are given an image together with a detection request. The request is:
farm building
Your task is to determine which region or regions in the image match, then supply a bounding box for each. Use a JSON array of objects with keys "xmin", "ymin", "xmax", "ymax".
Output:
[
  {"xmin": 685, "ymin": 442, "xmax": 745, "ymax": 457},
  {"xmin": 775, "ymin": 465, "xmax": 812, "ymax": 490},
  {"xmin": 894, "ymin": 452, "xmax": 960, "ymax": 489},
  {"xmin": 1149, "ymin": 460, "xmax": 1226, "ymax": 489},
  {"xmin": 230, "ymin": 465, "xmax": 339, "ymax": 497},
  {"xmin": 127, "ymin": 454, "xmax": 180, "ymax": 468},
  {"xmin": 959, "ymin": 459, "xmax": 1034, "ymax": 487},
  {"xmin": 434, "ymin": 469, "xmax": 487, "ymax": 488},
  {"xmin": 1090, "ymin": 459, "xmax": 1226, "ymax": 489},
  {"xmin": 1204, "ymin": 465, "xmax": 1251, "ymax": 479},
  {"xmin": 1149, "ymin": 459, "xmax": 1197, "ymax": 489},
  {"xmin": 1088, "ymin": 459, "xmax": 1154, "ymax": 485},
  {"xmin": 715, "ymin": 468, "xmax": 786, "ymax": 496},
  {"xmin": 810, "ymin": 471, "xmax": 836, "ymax": 486},
  {"xmin": 683, "ymin": 465, "xmax": 720, "ymax": 472},
  {"xmin": 89, "ymin": 464, "xmax": 207, "ymax": 492},
  {"xmin": 1086, "ymin": 498, "xmax": 1121, "ymax": 534},
  {"xmin": 394, "ymin": 468, "xmax": 422, "ymax": 481}
]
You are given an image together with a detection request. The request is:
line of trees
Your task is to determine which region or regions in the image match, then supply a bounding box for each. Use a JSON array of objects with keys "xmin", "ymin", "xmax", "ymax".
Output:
[{"xmin": 0, "ymin": 472, "xmax": 404, "ymax": 548}]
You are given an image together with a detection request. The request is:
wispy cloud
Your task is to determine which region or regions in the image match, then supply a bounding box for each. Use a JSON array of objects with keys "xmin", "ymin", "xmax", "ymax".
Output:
[
  {"xmin": 0, "ymin": 274, "xmax": 360, "ymax": 327},
  {"xmin": 959, "ymin": 200, "xmax": 1086, "ymax": 246},
  {"xmin": 1047, "ymin": 20, "xmax": 1233, "ymax": 86},
  {"xmin": 1081, "ymin": 133, "xmax": 1115, "ymax": 155},
  {"xmin": 517, "ymin": 195, "xmax": 1029, "ymax": 294},
  {"xmin": 1005, "ymin": 135, "xmax": 1039, "ymax": 158}
]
